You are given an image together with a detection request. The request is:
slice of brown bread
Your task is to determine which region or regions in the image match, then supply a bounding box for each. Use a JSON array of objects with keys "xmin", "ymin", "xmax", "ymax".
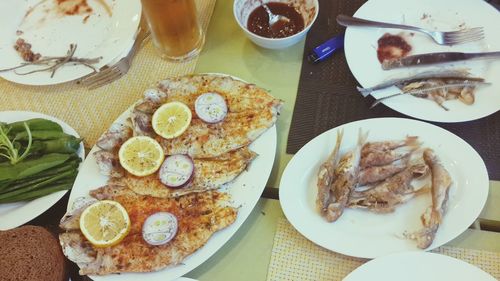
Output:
[{"xmin": 0, "ymin": 225, "xmax": 66, "ymax": 281}]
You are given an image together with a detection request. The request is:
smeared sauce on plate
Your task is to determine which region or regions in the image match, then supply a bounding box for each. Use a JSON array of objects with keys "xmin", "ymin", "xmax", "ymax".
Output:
[
  {"xmin": 247, "ymin": 2, "xmax": 304, "ymax": 38},
  {"xmin": 23, "ymin": 0, "xmax": 112, "ymax": 23},
  {"xmin": 377, "ymin": 33, "xmax": 412, "ymax": 63},
  {"xmin": 56, "ymin": 0, "xmax": 112, "ymax": 17}
]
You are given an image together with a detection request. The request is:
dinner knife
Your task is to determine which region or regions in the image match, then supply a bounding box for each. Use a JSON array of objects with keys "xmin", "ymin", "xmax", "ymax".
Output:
[{"xmin": 381, "ymin": 51, "xmax": 500, "ymax": 70}]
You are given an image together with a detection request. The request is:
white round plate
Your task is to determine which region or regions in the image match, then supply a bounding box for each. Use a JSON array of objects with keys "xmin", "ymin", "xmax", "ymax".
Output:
[
  {"xmin": 343, "ymin": 252, "xmax": 496, "ymax": 281},
  {"xmin": 344, "ymin": 0, "xmax": 500, "ymax": 122},
  {"xmin": 0, "ymin": 0, "xmax": 141, "ymax": 85},
  {"xmin": 67, "ymin": 74, "xmax": 277, "ymax": 281},
  {"xmin": 279, "ymin": 117, "xmax": 489, "ymax": 258},
  {"xmin": 0, "ymin": 111, "xmax": 85, "ymax": 230}
]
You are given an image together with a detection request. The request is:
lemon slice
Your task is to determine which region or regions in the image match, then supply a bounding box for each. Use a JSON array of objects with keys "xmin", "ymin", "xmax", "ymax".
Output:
[
  {"xmin": 79, "ymin": 200, "xmax": 130, "ymax": 247},
  {"xmin": 119, "ymin": 136, "xmax": 164, "ymax": 176},
  {"xmin": 152, "ymin": 102, "xmax": 192, "ymax": 139}
]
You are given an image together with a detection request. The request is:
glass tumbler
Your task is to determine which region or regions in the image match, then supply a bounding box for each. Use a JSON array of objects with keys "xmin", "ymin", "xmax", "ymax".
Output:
[{"xmin": 141, "ymin": 0, "xmax": 205, "ymax": 61}]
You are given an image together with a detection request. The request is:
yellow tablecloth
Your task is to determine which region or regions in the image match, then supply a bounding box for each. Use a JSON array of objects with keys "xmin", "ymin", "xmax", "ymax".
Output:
[
  {"xmin": 267, "ymin": 218, "xmax": 500, "ymax": 281},
  {"xmin": 0, "ymin": 0, "xmax": 216, "ymax": 148}
]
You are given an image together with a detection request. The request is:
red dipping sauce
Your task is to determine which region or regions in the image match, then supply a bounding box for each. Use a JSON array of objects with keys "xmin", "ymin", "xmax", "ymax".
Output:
[
  {"xmin": 377, "ymin": 33, "xmax": 412, "ymax": 63},
  {"xmin": 247, "ymin": 2, "xmax": 305, "ymax": 38}
]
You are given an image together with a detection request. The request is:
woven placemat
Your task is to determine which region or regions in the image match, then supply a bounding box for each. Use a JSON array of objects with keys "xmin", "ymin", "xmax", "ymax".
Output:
[
  {"xmin": 0, "ymin": 0, "xmax": 216, "ymax": 148},
  {"xmin": 286, "ymin": 0, "xmax": 500, "ymax": 180},
  {"xmin": 266, "ymin": 218, "xmax": 500, "ymax": 281}
]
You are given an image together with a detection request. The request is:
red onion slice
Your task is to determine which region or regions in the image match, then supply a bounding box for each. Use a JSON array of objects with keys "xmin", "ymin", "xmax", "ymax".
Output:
[
  {"xmin": 194, "ymin": 93, "xmax": 228, "ymax": 123},
  {"xmin": 159, "ymin": 154, "xmax": 194, "ymax": 188}
]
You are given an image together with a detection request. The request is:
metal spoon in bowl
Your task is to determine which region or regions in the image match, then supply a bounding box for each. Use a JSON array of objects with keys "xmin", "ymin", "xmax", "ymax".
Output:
[{"xmin": 258, "ymin": 0, "xmax": 290, "ymax": 27}]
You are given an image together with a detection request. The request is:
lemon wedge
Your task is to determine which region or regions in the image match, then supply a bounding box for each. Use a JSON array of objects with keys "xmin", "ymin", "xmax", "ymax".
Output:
[
  {"xmin": 79, "ymin": 200, "xmax": 130, "ymax": 247},
  {"xmin": 152, "ymin": 102, "xmax": 192, "ymax": 139},
  {"xmin": 119, "ymin": 136, "xmax": 164, "ymax": 176}
]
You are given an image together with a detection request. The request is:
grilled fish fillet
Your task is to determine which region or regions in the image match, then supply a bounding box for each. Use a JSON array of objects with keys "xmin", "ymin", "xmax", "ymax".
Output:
[
  {"xmin": 159, "ymin": 106, "xmax": 281, "ymax": 158},
  {"xmin": 158, "ymin": 74, "xmax": 283, "ymax": 113},
  {"xmin": 59, "ymin": 185, "xmax": 237, "ymax": 275},
  {"xmin": 112, "ymin": 147, "xmax": 257, "ymax": 198}
]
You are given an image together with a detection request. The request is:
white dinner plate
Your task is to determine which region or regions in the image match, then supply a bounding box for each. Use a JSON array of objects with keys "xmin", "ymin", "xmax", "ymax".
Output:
[
  {"xmin": 344, "ymin": 0, "xmax": 500, "ymax": 122},
  {"xmin": 279, "ymin": 117, "xmax": 489, "ymax": 258},
  {"xmin": 343, "ymin": 252, "xmax": 496, "ymax": 281},
  {"xmin": 0, "ymin": 0, "xmax": 141, "ymax": 85},
  {"xmin": 0, "ymin": 111, "xmax": 85, "ymax": 230},
  {"xmin": 67, "ymin": 75, "xmax": 277, "ymax": 281}
]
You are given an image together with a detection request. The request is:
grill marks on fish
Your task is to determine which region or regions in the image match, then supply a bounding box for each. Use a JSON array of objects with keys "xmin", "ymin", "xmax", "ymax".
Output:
[{"xmin": 60, "ymin": 185, "xmax": 237, "ymax": 275}]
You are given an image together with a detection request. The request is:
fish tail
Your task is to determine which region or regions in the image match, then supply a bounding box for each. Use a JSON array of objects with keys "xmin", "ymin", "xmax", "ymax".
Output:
[
  {"xmin": 404, "ymin": 136, "xmax": 421, "ymax": 148},
  {"xmin": 325, "ymin": 129, "xmax": 344, "ymax": 165},
  {"xmin": 335, "ymin": 128, "xmax": 344, "ymax": 152},
  {"xmin": 356, "ymin": 86, "xmax": 372, "ymax": 97},
  {"xmin": 357, "ymin": 129, "xmax": 369, "ymax": 147}
]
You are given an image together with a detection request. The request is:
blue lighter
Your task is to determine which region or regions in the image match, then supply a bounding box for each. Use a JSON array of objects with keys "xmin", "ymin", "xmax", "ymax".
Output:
[{"xmin": 307, "ymin": 33, "xmax": 345, "ymax": 63}]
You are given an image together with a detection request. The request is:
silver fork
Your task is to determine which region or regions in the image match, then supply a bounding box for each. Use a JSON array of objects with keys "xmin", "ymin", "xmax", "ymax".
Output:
[
  {"xmin": 336, "ymin": 14, "xmax": 484, "ymax": 45},
  {"xmin": 79, "ymin": 28, "xmax": 151, "ymax": 90}
]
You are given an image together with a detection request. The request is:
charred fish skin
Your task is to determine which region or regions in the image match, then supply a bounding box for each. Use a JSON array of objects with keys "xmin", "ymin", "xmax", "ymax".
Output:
[
  {"xmin": 325, "ymin": 129, "xmax": 369, "ymax": 222},
  {"xmin": 316, "ymin": 129, "xmax": 344, "ymax": 215}
]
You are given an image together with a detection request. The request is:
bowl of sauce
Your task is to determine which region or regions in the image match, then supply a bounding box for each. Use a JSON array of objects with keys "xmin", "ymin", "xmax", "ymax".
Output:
[{"xmin": 234, "ymin": 0, "xmax": 319, "ymax": 49}]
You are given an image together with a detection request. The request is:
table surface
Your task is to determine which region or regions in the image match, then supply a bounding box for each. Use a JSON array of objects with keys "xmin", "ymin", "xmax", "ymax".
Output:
[
  {"xmin": 189, "ymin": 1, "xmax": 500, "ymax": 280},
  {"xmin": 2, "ymin": 0, "xmax": 499, "ymax": 281}
]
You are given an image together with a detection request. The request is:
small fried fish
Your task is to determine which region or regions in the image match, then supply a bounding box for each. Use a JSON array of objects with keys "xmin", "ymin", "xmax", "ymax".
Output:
[
  {"xmin": 349, "ymin": 164, "xmax": 429, "ymax": 213},
  {"xmin": 360, "ymin": 137, "xmax": 420, "ymax": 168},
  {"xmin": 410, "ymin": 149, "xmax": 452, "ymax": 249},
  {"xmin": 358, "ymin": 156, "xmax": 410, "ymax": 186},
  {"xmin": 316, "ymin": 129, "xmax": 344, "ymax": 216},
  {"xmin": 325, "ymin": 129, "xmax": 369, "ymax": 222}
]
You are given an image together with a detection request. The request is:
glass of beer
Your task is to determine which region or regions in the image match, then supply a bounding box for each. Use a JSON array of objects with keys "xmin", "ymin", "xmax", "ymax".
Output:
[{"xmin": 141, "ymin": 0, "xmax": 205, "ymax": 61}]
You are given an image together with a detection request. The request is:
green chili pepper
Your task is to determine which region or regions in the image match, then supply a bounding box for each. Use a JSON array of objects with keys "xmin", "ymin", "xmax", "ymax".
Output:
[
  {"xmin": 0, "ymin": 153, "xmax": 70, "ymax": 181},
  {"xmin": 0, "ymin": 182, "xmax": 73, "ymax": 203},
  {"xmin": 0, "ymin": 169, "xmax": 76, "ymax": 199},
  {"xmin": 14, "ymin": 131, "xmax": 74, "ymax": 141},
  {"xmin": 30, "ymin": 136, "xmax": 82, "ymax": 154},
  {"xmin": 8, "ymin": 118, "xmax": 62, "ymax": 134}
]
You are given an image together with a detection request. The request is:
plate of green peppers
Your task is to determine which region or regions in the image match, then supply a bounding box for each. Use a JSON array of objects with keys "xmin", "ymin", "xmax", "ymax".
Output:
[{"xmin": 0, "ymin": 111, "xmax": 84, "ymax": 230}]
